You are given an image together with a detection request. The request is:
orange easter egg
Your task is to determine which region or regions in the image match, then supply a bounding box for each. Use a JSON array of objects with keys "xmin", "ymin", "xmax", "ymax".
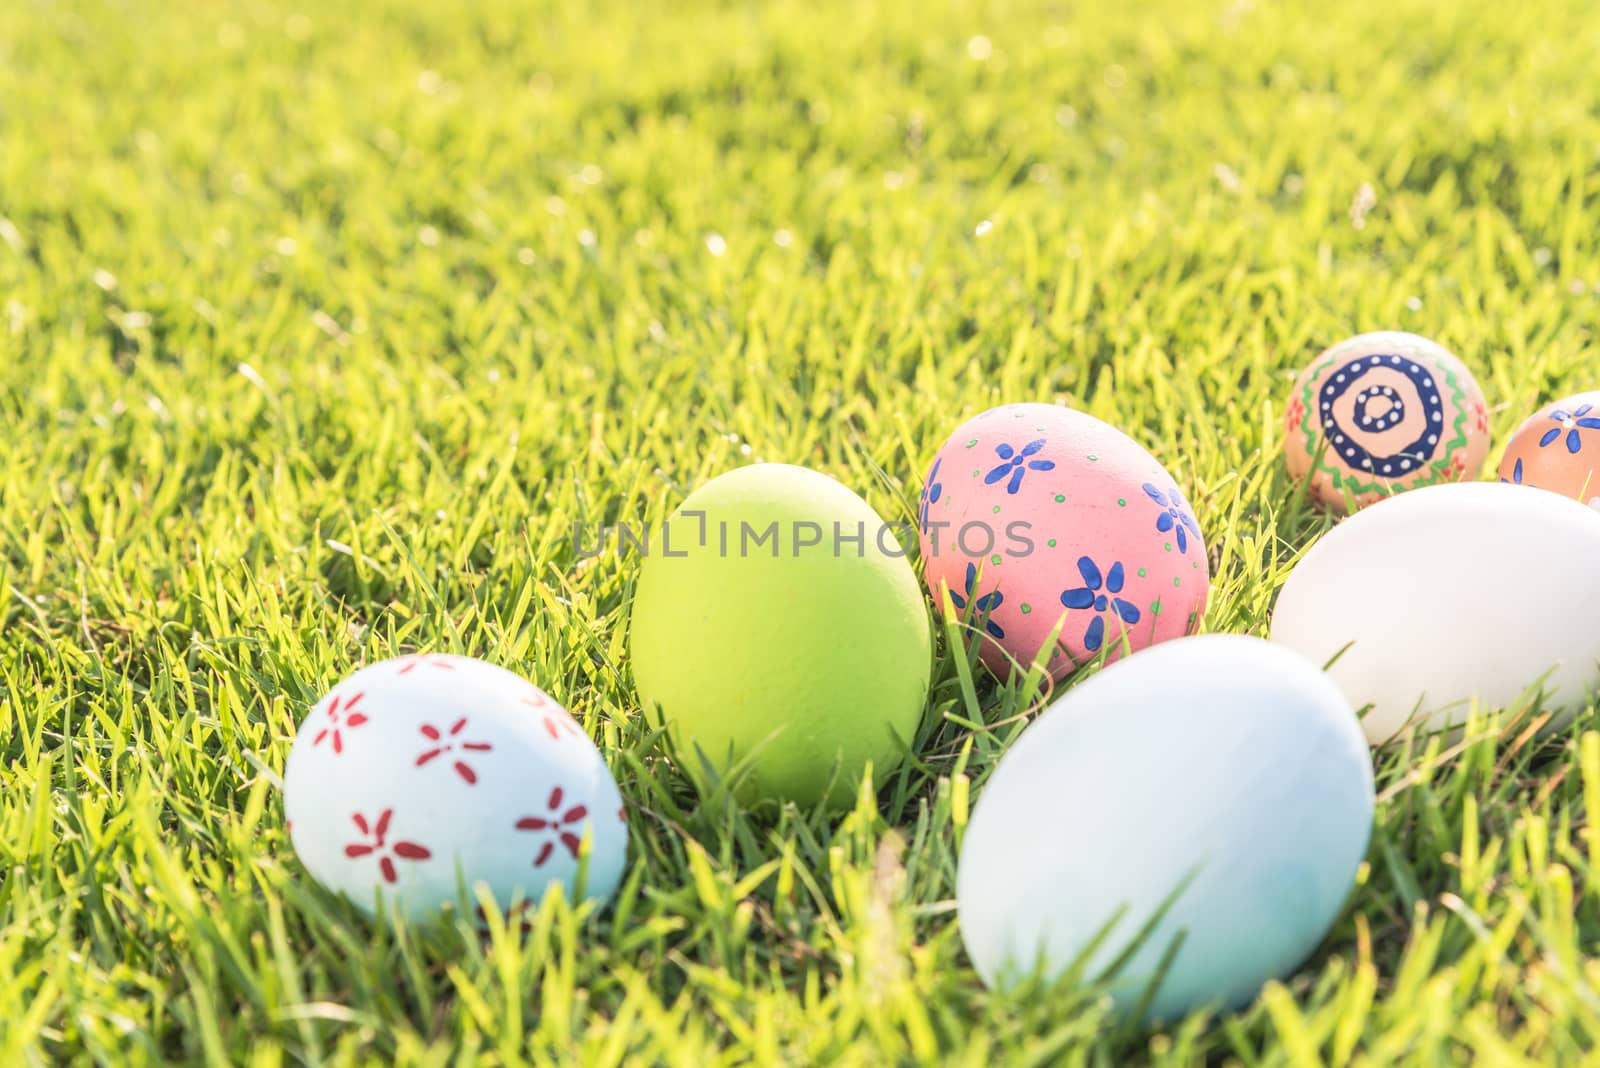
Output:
[
  {"xmin": 1283, "ymin": 332, "xmax": 1490, "ymax": 513},
  {"xmin": 1498, "ymin": 391, "xmax": 1600, "ymax": 507}
]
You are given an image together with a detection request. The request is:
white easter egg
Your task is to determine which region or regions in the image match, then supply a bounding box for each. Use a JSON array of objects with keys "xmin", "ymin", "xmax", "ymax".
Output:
[
  {"xmin": 283, "ymin": 654, "xmax": 628, "ymax": 922},
  {"xmin": 1271, "ymin": 482, "xmax": 1600, "ymax": 744},
  {"xmin": 957, "ymin": 636, "xmax": 1372, "ymax": 1020}
]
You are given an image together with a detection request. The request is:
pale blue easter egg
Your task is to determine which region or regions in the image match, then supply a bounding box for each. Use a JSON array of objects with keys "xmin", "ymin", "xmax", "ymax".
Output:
[{"xmin": 956, "ymin": 635, "xmax": 1373, "ymax": 1020}]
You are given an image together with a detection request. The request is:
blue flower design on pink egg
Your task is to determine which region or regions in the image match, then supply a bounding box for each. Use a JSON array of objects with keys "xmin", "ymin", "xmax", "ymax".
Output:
[
  {"xmin": 1538, "ymin": 404, "xmax": 1600, "ymax": 454},
  {"xmin": 949, "ymin": 562, "xmax": 1005, "ymax": 640},
  {"xmin": 1060, "ymin": 557, "xmax": 1140, "ymax": 652},
  {"xmin": 984, "ymin": 440, "xmax": 1055, "ymax": 494},
  {"xmin": 919, "ymin": 459, "xmax": 944, "ymax": 534},
  {"xmin": 1141, "ymin": 483, "xmax": 1201, "ymax": 554}
]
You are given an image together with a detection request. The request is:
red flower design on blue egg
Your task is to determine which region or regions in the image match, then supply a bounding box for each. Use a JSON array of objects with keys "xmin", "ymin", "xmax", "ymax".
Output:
[
  {"xmin": 521, "ymin": 692, "xmax": 584, "ymax": 742},
  {"xmin": 395, "ymin": 654, "xmax": 457, "ymax": 675},
  {"xmin": 415, "ymin": 717, "xmax": 494, "ymax": 784},
  {"xmin": 312, "ymin": 690, "xmax": 368, "ymax": 754},
  {"xmin": 515, "ymin": 786, "xmax": 590, "ymax": 867},
  {"xmin": 343, "ymin": 809, "xmax": 432, "ymax": 885}
]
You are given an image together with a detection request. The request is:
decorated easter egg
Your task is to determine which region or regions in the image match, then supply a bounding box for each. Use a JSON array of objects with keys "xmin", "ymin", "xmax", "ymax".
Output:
[
  {"xmin": 629, "ymin": 464, "xmax": 932, "ymax": 810},
  {"xmin": 1283, "ymin": 332, "xmax": 1490, "ymax": 513},
  {"xmin": 1271, "ymin": 482, "xmax": 1600, "ymax": 743},
  {"xmin": 1499, "ymin": 390, "xmax": 1600, "ymax": 507},
  {"xmin": 957, "ymin": 636, "xmax": 1373, "ymax": 1019},
  {"xmin": 918, "ymin": 402, "xmax": 1209, "ymax": 681},
  {"xmin": 284, "ymin": 654, "xmax": 627, "ymax": 922}
]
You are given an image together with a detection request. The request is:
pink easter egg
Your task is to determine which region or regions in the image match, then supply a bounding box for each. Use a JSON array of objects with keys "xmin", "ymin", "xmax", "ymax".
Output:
[{"xmin": 917, "ymin": 403, "xmax": 1210, "ymax": 681}]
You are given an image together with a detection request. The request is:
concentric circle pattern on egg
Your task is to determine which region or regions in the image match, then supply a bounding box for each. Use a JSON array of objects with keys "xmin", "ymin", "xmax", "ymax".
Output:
[
  {"xmin": 918, "ymin": 403, "xmax": 1209, "ymax": 681},
  {"xmin": 1284, "ymin": 331, "xmax": 1490, "ymax": 513},
  {"xmin": 1499, "ymin": 390, "xmax": 1600, "ymax": 507},
  {"xmin": 956, "ymin": 636, "xmax": 1374, "ymax": 1020},
  {"xmin": 283, "ymin": 655, "xmax": 628, "ymax": 922}
]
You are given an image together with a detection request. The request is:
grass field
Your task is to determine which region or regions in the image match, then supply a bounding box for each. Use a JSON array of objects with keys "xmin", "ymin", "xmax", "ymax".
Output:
[{"xmin": 4, "ymin": 0, "xmax": 1600, "ymax": 1062}]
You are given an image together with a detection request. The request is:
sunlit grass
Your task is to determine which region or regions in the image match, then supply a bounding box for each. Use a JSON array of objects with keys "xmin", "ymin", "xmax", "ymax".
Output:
[{"xmin": 2, "ymin": 0, "xmax": 1600, "ymax": 1061}]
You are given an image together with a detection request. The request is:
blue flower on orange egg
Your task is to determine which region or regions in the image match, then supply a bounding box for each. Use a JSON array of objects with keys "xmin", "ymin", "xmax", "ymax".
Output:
[
  {"xmin": 919, "ymin": 459, "xmax": 944, "ymax": 534},
  {"xmin": 1538, "ymin": 404, "xmax": 1600, "ymax": 454},
  {"xmin": 984, "ymin": 439, "xmax": 1055, "ymax": 494},
  {"xmin": 949, "ymin": 562, "xmax": 1005, "ymax": 639},
  {"xmin": 1501, "ymin": 458, "xmax": 1524, "ymax": 485},
  {"xmin": 1060, "ymin": 556, "xmax": 1140, "ymax": 652},
  {"xmin": 1141, "ymin": 483, "xmax": 1201, "ymax": 554}
]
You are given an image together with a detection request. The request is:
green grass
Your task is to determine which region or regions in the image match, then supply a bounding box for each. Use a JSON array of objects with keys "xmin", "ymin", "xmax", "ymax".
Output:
[{"xmin": 3, "ymin": 0, "xmax": 1600, "ymax": 1062}]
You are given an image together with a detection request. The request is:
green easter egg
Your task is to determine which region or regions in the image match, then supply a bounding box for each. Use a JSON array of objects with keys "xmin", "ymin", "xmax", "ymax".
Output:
[{"xmin": 629, "ymin": 464, "xmax": 932, "ymax": 810}]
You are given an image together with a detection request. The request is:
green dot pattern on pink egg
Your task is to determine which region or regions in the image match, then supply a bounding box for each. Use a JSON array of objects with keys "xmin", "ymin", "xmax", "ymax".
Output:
[
  {"xmin": 629, "ymin": 464, "xmax": 933, "ymax": 811},
  {"xmin": 916, "ymin": 403, "xmax": 1211, "ymax": 682}
]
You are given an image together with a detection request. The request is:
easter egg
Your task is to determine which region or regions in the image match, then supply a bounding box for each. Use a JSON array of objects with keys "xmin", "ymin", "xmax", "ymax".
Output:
[
  {"xmin": 1271, "ymin": 482, "xmax": 1600, "ymax": 743},
  {"xmin": 957, "ymin": 636, "xmax": 1373, "ymax": 1020},
  {"xmin": 1283, "ymin": 331, "xmax": 1490, "ymax": 513},
  {"xmin": 918, "ymin": 402, "xmax": 1209, "ymax": 681},
  {"xmin": 629, "ymin": 464, "xmax": 933, "ymax": 810},
  {"xmin": 1498, "ymin": 390, "xmax": 1600, "ymax": 507},
  {"xmin": 283, "ymin": 655, "xmax": 627, "ymax": 922}
]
